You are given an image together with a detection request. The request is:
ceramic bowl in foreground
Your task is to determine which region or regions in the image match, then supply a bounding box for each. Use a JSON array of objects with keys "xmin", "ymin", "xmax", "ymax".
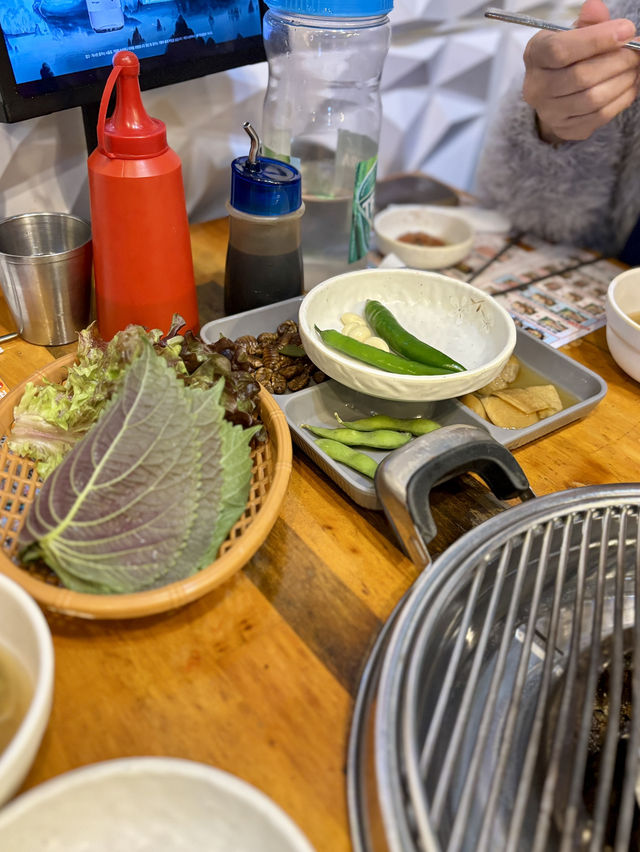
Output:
[
  {"xmin": 0, "ymin": 757, "xmax": 316, "ymax": 851},
  {"xmin": 298, "ymin": 268, "xmax": 517, "ymax": 402},
  {"xmin": 373, "ymin": 205, "xmax": 474, "ymax": 269},
  {"xmin": 606, "ymin": 268, "xmax": 640, "ymax": 382},
  {"xmin": 0, "ymin": 572, "xmax": 54, "ymax": 806}
]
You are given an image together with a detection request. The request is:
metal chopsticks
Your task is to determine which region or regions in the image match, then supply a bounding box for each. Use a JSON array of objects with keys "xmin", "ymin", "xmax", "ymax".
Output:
[{"xmin": 484, "ymin": 7, "xmax": 640, "ymax": 53}]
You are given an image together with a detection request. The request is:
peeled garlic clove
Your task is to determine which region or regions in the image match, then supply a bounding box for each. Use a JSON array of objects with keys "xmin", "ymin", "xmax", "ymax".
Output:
[
  {"xmin": 364, "ymin": 336, "xmax": 390, "ymax": 351},
  {"xmin": 341, "ymin": 322, "xmax": 362, "ymax": 336},
  {"xmin": 343, "ymin": 323, "xmax": 371, "ymax": 342},
  {"xmin": 340, "ymin": 312, "xmax": 366, "ymax": 326}
]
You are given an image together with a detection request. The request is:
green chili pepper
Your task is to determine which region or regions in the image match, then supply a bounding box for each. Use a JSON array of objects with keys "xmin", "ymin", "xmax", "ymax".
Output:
[
  {"xmin": 314, "ymin": 438, "xmax": 379, "ymax": 479},
  {"xmin": 302, "ymin": 424, "xmax": 412, "ymax": 449},
  {"xmin": 334, "ymin": 413, "xmax": 441, "ymax": 435},
  {"xmin": 364, "ymin": 300, "xmax": 466, "ymax": 373},
  {"xmin": 315, "ymin": 327, "xmax": 455, "ymax": 376}
]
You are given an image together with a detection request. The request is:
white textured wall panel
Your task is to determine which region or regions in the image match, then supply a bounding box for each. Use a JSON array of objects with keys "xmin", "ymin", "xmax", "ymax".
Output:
[{"xmin": 0, "ymin": 2, "xmax": 580, "ymax": 223}]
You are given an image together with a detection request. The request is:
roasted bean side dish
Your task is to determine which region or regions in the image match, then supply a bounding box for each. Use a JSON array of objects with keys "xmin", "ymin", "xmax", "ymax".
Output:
[{"xmin": 232, "ymin": 320, "xmax": 327, "ymax": 394}]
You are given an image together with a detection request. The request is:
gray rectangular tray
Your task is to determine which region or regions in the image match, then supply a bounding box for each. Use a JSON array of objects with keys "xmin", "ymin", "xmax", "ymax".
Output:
[{"xmin": 200, "ymin": 297, "xmax": 607, "ymax": 510}]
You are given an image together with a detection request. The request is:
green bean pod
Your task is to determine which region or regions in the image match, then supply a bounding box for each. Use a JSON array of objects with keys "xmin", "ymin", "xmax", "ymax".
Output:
[
  {"xmin": 364, "ymin": 300, "xmax": 466, "ymax": 373},
  {"xmin": 303, "ymin": 424, "xmax": 412, "ymax": 449},
  {"xmin": 315, "ymin": 327, "xmax": 455, "ymax": 376},
  {"xmin": 334, "ymin": 413, "xmax": 441, "ymax": 435},
  {"xmin": 314, "ymin": 438, "xmax": 379, "ymax": 479}
]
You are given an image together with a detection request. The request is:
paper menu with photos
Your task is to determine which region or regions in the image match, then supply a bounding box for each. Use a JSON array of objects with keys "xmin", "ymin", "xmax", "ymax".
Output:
[{"xmin": 439, "ymin": 232, "xmax": 622, "ymax": 348}]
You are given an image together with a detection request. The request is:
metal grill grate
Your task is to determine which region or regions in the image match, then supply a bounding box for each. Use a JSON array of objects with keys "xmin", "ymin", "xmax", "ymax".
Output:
[
  {"xmin": 351, "ymin": 487, "xmax": 640, "ymax": 852},
  {"xmin": 403, "ymin": 506, "xmax": 640, "ymax": 851}
]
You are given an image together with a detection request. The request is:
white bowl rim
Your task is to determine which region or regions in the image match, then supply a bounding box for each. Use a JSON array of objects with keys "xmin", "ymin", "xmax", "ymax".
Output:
[
  {"xmin": 0, "ymin": 572, "xmax": 54, "ymax": 787},
  {"xmin": 373, "ymin": 205, "xmax": 474, "ymax": 246},
  {"xmin": 607, "ymin": 268, "xmax": 640, "ymax": 333},
  {"xmin": 0, "ymin": 756, "xmax": 315, "ymax": 851},
  {"xmin": 299, "ymin": 268, "xmax": 517, "ymax": 386}
]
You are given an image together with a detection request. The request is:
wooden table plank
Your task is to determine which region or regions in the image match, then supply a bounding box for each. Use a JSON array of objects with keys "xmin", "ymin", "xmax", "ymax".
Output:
[{"xmin": 22, "ymin": 576, "xmax": 353, "ymax": 852}]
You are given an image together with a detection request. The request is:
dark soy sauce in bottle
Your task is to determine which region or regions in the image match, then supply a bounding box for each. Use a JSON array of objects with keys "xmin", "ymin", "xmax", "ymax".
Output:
[
  {"xmin": 224, "ymin": 122, "xmax": 304, "ymax": 315},
  {"xmin": 224, "ymin": 247, "xmax": 303, "ymax": 314}
]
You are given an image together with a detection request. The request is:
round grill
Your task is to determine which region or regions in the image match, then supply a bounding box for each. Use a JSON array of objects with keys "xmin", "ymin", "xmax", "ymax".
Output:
[{"xmin": 348, "ymin": 426, "xmax": 640, "ymax": 852}]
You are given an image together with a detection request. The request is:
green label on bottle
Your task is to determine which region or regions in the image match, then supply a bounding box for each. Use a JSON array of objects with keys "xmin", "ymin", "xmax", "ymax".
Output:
[{"xmin": 349, "ymin": 155, "xmax": 378, "ymax": 263}]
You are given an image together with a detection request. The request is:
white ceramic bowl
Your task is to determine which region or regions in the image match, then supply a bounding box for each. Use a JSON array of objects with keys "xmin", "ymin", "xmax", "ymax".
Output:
[
  {"xmin": 298, "ymin": 268, "xmax": 517, "ymax": 402},
  {"xmin": 374, "ymin": 205, "xmax": 474, "ymax": 269},
  {"xmin": 606, "ymin": 268, "xmax": 640, "ymax": 382},
  {"xmin": 0, "ymin": 757, "xmax": 316, "ymax": 851},
  {"xmin": 0, "ymin": 572, "xmax": 54, "ymax": 806}
]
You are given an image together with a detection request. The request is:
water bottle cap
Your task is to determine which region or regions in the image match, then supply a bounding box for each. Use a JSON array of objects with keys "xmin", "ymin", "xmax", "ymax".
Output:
[
  {"xmin": 230, "ymin": 156, "xmax": 302, "ymax": 216},
  {"xmin": 265, "ymin": 0, "xmax": 392, "ymax": 15},
  {"xmin": 99, "ymin": 51, "xmax": 168, "ymax": 159}
]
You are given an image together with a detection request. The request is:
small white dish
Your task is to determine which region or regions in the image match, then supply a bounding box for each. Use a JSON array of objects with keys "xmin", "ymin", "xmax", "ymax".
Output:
[
  {"xmin": 0, "ymin": 757, "xmax": 316, "ymax": 851},
  {"xmin": 606, "ymin": 268, "xmax": 640, "ymax": 383},
  {"xmin": 298, "ymin": 268, "xmax": 517, "ymax": 402},
  {"xmin": 0, "ymin": 572, "xmax": 54, "ymax": 806},
  {"xmin": 374, "ymin": 205, "xmax": 474, "ymax": 269}
]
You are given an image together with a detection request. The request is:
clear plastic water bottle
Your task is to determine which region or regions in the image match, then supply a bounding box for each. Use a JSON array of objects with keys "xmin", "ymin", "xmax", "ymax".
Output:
[{"xmin": 261, "ymin": 0, "xmax": 392, "ymax": 288}]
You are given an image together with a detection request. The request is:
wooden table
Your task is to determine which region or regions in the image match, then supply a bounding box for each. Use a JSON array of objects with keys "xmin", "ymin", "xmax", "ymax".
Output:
[{"xmin": 3, "ymin": 217, "xmax": 639, "ymax": 851}]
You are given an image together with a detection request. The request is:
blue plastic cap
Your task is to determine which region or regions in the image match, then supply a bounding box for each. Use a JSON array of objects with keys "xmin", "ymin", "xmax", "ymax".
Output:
[
  {"xmin": 230, "ymin": 156, "xmax": 302, "ymax": 216},
  {"xmin": 266, "ymin": 0, "xmax": 392, "ymax": 15}
]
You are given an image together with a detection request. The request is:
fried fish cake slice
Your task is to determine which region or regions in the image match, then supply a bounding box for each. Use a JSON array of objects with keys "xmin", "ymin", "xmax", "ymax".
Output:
[
  {"xmin": 476, "ymin": 356, "xmax": 521, "ymax": 395},
  {"xmin": 494, "ymin": 384, "xmax": 562, "ymax": 415},
  {"xmin": 483, "ymin": 395, "xmax": 539, "ymax": 429},
  {"xmin": 460, "ymin": 393, "xmax": 488, "ymax": 420}
]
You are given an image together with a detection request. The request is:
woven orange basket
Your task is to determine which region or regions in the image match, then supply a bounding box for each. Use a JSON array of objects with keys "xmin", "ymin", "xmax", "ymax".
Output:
[{"xmin": 0, "ymin": 354, "xmax": 292, "ymax": 619}]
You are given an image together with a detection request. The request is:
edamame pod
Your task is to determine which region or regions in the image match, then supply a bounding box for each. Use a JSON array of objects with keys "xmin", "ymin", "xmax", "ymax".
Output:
[
  {"xmin": 303, "ymin": 424, "xmax": 412, "ymax": 449},
  {"xmin": 334, "ymin": 413, "xmax": 440, "ymax": 435},
  {"xmin": 364, "ymin": 300, "xmax": 466, "ymax": 372},
  {"xmin": 315, "ymin": 327, "xmax": 455, "ymax": 376},
  {"xmin": 314, "ymin": 438, "xmax": 378, "ymax": 479}
]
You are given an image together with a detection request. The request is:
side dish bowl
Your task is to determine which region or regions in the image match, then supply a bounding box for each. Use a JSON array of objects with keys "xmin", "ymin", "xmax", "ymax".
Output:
[
  {"xmin": 373, "ymin": 205, "xmax": 474, "ymax": 269},
  {"xmin": 0, "ymin": 572, "xmax": 54, "ymax": 806},
  {"xmin": 0, "ymin": 757, "xmax": 315, "ymax": 851},
  {"xmin": 606, "ymin": 267, "xmax": 640, "ymax": 382},
  {"xmin": 298, "ymin": 268, "xmax": 517, "ymax": 402},
  {"xmin": 0, "ymin": 355, "xmax": 292, "ymax": 619}
]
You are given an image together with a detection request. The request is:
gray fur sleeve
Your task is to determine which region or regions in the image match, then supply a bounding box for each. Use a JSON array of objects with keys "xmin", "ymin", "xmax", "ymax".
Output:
[
  {"xmin": 474, "ymin": 85, "xmax": 624, "ymax": 253},
  {"xmin": 475, "ymin": 0, "xmax": 640, "ymax": 255}
]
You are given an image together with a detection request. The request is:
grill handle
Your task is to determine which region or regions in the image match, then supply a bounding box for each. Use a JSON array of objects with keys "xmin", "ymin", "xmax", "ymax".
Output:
[{"xmin": 375, "ymin": 424, "xmax": 533, "ymax": 566}]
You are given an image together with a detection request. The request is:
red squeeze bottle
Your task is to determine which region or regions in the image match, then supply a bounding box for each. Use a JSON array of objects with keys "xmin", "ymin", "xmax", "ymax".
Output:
[{"xmin": 87, "ymin": 51, "xmax": 199, "ymax": 339}]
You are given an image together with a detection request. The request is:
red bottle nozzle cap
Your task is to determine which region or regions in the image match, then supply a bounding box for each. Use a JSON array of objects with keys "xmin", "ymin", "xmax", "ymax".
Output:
[{"xmin": 99, "ymin": 50, "xmax": 168, "ymax": 159}]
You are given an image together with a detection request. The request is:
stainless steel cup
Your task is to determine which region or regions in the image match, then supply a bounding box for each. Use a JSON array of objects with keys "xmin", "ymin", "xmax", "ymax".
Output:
[{"xmin": 0, "ymin": 212, "xmax": 92, "ymax": 346}]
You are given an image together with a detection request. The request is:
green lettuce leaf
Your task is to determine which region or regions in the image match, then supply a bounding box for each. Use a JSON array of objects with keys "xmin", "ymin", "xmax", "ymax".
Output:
[
  {"xmin": 9, "ymin": 323, "xmax": 148, "ymax": 479},
  {"xmin": 19, "ymin": 343, "xmax": 258, "ymax": 595},
  {"xmin": 9, "ymin": 315, "xmax": 263, "ymax": 481}
]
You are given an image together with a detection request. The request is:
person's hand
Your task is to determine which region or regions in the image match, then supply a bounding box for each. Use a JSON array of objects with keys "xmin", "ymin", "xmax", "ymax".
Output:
[{"xmin": 522, "ymin": 0, "xmax": 640, "ymax": 143}]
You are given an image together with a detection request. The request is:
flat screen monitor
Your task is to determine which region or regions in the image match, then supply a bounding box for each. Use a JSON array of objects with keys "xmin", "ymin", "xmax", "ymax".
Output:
[{"xmin": 0, "ymin": 1, "xmax": 267, "ymax": 149}]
